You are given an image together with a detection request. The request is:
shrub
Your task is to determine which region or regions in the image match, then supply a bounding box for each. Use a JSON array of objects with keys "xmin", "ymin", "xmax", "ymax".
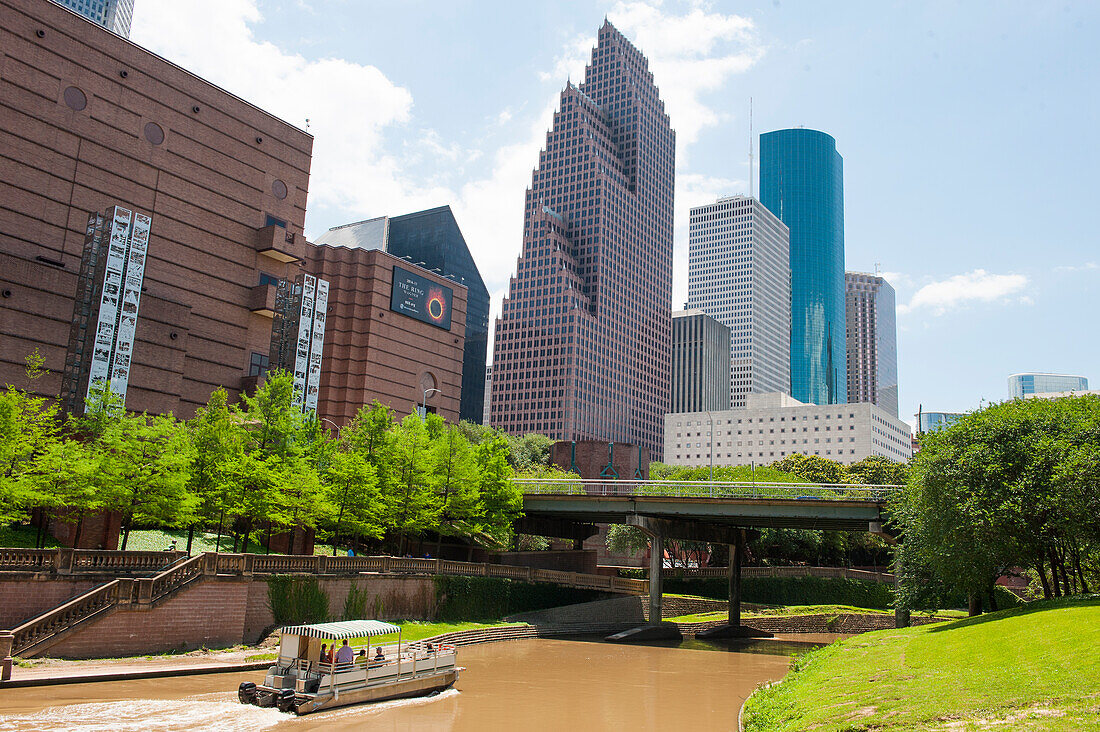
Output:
[{"xmin": 267, "ymin": 575, "xmax": 330, "ymax": 625}]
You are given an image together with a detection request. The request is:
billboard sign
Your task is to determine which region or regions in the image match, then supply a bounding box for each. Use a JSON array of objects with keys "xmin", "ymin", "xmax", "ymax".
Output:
[{"xmin": 390, "ymin": 265, "xmax": 452, "ymax": 330}]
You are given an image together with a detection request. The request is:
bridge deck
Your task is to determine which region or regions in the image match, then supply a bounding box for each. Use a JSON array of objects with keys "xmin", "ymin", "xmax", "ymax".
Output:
[{"xmin": 519, "ymin": 479, "xmax": 896, "ymax": 531}]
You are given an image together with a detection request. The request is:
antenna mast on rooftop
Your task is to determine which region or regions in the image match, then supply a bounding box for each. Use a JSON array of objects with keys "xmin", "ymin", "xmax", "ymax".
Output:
[{"xmin": 748, "ymin": 98, "xmax": 754, "ymax": 199}]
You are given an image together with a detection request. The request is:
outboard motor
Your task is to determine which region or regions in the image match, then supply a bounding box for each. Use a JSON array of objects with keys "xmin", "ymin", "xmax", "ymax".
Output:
[
  {"xmin": 275, "ymin": 688, "xmax": 297, "ymax": 714},
  {"xmin": 237, "ymin": 681, "xmax": 257, "ymax": 705}
]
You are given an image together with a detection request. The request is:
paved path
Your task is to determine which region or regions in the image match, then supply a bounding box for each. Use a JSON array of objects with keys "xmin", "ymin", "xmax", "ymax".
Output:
[{"xmin": 2, "ymin": 648, "xmax": 273, "ymax": 687}]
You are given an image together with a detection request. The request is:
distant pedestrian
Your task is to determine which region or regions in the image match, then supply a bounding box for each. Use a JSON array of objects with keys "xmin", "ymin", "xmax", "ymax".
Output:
[{"xmin": 347, "ymin": 547, "xmax": 355, "ymax": 557}]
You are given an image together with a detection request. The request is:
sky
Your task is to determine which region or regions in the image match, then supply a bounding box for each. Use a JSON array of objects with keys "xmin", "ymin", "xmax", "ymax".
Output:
[{"xmin": 131, "ymin": 0, "xmax": 1099, "ymax": 430}]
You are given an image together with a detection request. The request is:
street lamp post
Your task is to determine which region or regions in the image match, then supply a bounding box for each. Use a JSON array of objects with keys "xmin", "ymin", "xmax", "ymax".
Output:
[
  {"xmin": 421, "ymin": 387, "xmax": 440, "ymax": 419},
  {"xmin": 706, "ymin": 411, "xmax": 715, "ymax": 481}
]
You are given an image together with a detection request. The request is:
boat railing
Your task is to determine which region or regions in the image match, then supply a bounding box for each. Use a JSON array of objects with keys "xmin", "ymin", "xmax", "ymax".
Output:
[{"xmin": 276, "ymin": 640, "xmax": 457, "ymax": 694}]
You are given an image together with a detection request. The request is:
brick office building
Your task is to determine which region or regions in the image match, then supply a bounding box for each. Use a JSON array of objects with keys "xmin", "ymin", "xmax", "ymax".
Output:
[
  {"xmin": 0, "ymin": 0, "xmax": 464, "ymax": 424},
  {"xmin": 490, "ymin": 22, "xmax": 675, "ymax": 459}
]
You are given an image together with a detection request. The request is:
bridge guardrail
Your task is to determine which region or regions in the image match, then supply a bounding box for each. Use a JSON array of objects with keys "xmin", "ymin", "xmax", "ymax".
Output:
[{"xmin": 516, "ymin": 478, "xmax": 901, "ymax": 502}]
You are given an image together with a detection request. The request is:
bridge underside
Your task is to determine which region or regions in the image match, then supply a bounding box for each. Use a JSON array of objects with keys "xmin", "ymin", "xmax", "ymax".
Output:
[
  {"xmin": 522, "ymin": 495, "xmax": 885, "ymax": 532},
  {"xmin": 521, "ymin": 494, "xmax": 890, "ymax": 642}
]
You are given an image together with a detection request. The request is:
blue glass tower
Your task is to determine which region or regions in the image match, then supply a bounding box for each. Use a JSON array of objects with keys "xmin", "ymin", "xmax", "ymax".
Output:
[{"xmin": 760, "ymin": 128, "xmax": 846, "ymax": 405}]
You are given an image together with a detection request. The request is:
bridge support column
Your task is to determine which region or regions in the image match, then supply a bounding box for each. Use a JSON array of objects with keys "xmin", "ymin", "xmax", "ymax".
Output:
[
  {"xmin": 697, "ymin": 530, "xmax": 772, "ymax": 640},
  {"xmin": 605, "ymin": 517, "xmax": 681, "ymax": 642}
]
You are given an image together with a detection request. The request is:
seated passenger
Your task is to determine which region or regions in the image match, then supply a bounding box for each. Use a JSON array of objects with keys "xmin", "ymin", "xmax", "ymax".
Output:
[
  {"xmin": 374, "ymin": 646, "xmax": 385, "ymax": 661},
  {"xmin": 356, "ymin": 649, "xmax": 367, "ymax": 665},
  {"xmin": 335, "ymin": 639, "xmax": 355, "ymax": 666}
]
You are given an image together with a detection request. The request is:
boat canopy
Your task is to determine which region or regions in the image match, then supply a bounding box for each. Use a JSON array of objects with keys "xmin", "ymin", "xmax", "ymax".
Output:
[{"xmin": 280, "ymin": 620, "xmax": 401, "ymax": 640}]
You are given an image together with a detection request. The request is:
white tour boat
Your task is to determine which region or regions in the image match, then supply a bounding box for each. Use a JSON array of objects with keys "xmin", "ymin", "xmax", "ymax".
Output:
[{"xmin": 238, "ymin": 619, "xmax": 459, "ymax": 715}]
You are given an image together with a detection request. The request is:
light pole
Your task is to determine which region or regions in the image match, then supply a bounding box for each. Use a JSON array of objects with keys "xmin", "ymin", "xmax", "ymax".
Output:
[
  {"xmin": 320, "ymin": 417, "xmax": 339, "ymax": 432},
  {"xmin": 705, "ymin": 411, "xmax": 715, "ymax": 481},
  {"xmin": 421, "ymin": 387, "xmax": 440, "ymax": 420}
]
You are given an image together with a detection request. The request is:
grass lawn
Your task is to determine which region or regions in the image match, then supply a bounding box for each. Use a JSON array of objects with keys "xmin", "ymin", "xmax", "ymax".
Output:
[
  {"xmin": 0, "ymin": 523, "xmax": 59, "ymax": 548},
  {"xmin": 743, "ymin": 595, "xmax": 1100, "ymax": 731},
  {"xmin": 339, "ymin": 620, "xmax": 527, "ymax": 647}
]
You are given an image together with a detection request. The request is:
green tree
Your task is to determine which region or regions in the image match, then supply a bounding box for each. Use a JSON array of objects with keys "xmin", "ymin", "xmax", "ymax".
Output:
[
  {"xmin": 324, "ymin": 449, "xmax": 381, "ymax": 553},
  {"xmin": 186, "ymin": 388, "xmax": 244, "ymax": 552},
  {"xmin": 228, "ymin": 371, "xmax": 332, "ymax": 552},
  {"xmin": 476, "ymin": 432, "xmax": 522, "ymax": 545},
  {"xmin": 894, "ymin": 394, "xmax": 1100, "ymax": 615},
  {"xmin": 101, "ymin": 412, "xmax": 195, "ymax": 549},
  {"xmin": 26, "ymin": 439, "xmax": 102, "ymax": 547},
  {"xmin": 508, "ymin": 432, "xmax": 552, "ymax": 472},
  {"xmin": 770, "ymin": 453, "xmax": 846, "ymax": 484},
  {"xmin": 429, "ymin": 422, "xmax": 481, "ymax": 552},
  {"xmin": 845, "ymin": 455, "xmax": 909, "ymax": 486},
  {"xmin": 606, "ymin": 524, "xmax": 649, "ymax": 556},
  {"xmin": 387, "ymin": 413, "xmax": 440, "ymax": 552},
  {"xmin": 0, "ymin": 384, "xmax": 59, "ymax": 525}
]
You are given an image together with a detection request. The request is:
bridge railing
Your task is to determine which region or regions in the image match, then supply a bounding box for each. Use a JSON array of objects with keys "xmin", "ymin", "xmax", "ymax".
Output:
[{"xmin": 516, "ymin": 478, "xmax": 901, "ymax": 502}]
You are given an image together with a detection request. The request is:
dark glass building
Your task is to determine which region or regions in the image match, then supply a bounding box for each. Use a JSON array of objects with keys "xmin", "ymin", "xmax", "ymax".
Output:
[
  {"xmin": 760, "ymin": 128, "xmax": 846, "ymax": 405},
  {"xmin": 490, "ymin": 21, "xmax": 675, "ymax": 458},
  {"xmin": 314, "ymin": 206, "xmax": 489, "ymax": 423}
]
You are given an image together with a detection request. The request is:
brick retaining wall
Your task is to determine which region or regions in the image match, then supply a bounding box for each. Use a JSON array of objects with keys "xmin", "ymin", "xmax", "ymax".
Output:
[
  {"xmin": 0, "ymin": 576, "xmax": 108, "ymax": 629},
  {"xmin": 677, "ymin": 613, "xmax": 951, "ymax": 636},
  {"xmin": 21, "ymin": 573, "xmax": 436, "ymax": 659}
]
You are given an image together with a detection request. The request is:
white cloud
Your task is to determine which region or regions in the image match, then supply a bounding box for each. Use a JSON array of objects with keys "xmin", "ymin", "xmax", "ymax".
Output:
[
  {"xmin": 877, "ymin": 271, "xmax": 913, "ymax": 289},
  {"xmin": 608, "ymin": 1, "xmax": 764, "ymax": 153},
  {"xmin": 131, "ymin": 1, "xmax": 765, "ymax": 358},
  {"xmin": 898, "ymin": 269, "xmax": 1030, "ymax": 316},
  {"xmin": 1053, "ymin": 262, "xmax": 1098, "ymax": 273}
]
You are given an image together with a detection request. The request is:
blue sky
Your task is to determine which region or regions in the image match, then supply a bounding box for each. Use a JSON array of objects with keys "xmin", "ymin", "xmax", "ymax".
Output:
[{"xmin": 132, "ymin": 1, "xmax": 1098, "ymax": 429}]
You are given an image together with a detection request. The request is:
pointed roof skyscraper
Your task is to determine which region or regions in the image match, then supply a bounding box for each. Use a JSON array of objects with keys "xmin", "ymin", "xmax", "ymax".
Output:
[{"xmin": 489, "ymin": 22, "xmax": 675, "ymax": 458}]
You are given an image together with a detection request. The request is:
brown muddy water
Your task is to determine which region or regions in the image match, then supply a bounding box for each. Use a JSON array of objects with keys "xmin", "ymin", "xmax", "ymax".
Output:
[{"xmin": 0, "ymin": 635, "xmax": 840, "ymax": 731}]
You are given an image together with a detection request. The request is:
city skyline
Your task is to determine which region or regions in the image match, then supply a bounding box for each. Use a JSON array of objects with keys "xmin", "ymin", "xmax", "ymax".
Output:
[{"xmin": 124, "ymin": 1, "xmax": 1100, "ymax": 429}]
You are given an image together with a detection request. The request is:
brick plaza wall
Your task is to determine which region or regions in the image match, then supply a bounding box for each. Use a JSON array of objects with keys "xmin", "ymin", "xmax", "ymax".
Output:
[
  {"xmin": 0, "ymin": 575, "xmax": 107, "ymax": 628},
  {"xmin": 6, "ymin": 573, "xmax": 437, "ymax": 659}
]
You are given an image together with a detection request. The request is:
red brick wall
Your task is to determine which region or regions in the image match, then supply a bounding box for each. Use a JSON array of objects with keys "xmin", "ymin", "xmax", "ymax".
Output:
[
  {"xmin": 306, "ymin": 246, "xmax": 466, "ymax": 425},
  {"xmin": 0, "ymin": 0, "xmax": 313, "ymax": 416},
  {"xmin": 46, "ymin": 578, "xmax": 250, "ymax": 659},
  {"xmin": 8, "ymin": 573, "xmax": 438, "ymax": 658},
  {"xmin": 0, "ymin": 576, "xmax": 103, "ymax": 628}
]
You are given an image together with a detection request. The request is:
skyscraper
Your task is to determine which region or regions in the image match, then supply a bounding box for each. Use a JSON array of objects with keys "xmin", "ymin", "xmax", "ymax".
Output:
[
  {"xmin": 54, "ymin": 0, "xmax": 134, "ymax": 37},
  {"xmin": 671, "ymin": 310, "xmax": 731, "ymax": 413},
  {"xmin": 314, "ymin": 205, "xmax": 489, "ymax": 423},
  {"xmin": 490, "ymin": 21, "xmax": 675, "ymax": 457},
  {"xmin": 845, "ymin": 272, "xmax": 898, "ymax": 417},
  {"xmin": 1008, "ymin": 373, "xmax": 1089, "ymax": 398},
  {"xmin": 685, "ymin": 195, "xmax": 790, "ymax": 409},
  {"xmin": 760, "ymin": 128, "xmax": 846, "ymax": 405}
]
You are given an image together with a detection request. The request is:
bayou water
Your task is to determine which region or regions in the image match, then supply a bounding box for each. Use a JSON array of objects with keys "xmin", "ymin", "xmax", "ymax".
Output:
[{"xmin": 0, "ymin": 635, "xmax": 839, "ymax": 731}]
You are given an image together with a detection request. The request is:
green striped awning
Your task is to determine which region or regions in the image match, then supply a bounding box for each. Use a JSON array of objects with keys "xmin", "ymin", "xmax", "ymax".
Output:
[{"xmin": 279, "ymin": 620, "xmax": 401, "ymax": 640}]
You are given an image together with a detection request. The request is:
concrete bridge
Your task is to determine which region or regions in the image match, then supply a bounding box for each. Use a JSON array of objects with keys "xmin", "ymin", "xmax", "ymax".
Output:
[{"xmin": 517, "ymin": 478, "xmax": 900, "ymax": 641}]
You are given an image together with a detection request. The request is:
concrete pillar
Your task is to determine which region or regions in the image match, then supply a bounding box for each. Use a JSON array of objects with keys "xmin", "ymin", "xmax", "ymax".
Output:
[
  {"xmin": 728, "ymin": 539, "xmax": 742, "ymax": 628},
  {"xmin": 648, "ymin": 526, "xmax": 663, "ymax": 625},
  {"xmin": 0, "ymin": 631, "xmax": 13, "ymax": 682}
]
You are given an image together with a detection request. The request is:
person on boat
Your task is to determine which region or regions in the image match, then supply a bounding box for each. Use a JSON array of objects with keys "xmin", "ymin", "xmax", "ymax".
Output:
[
  {"xmin": 425, "ymin": 642, "xmax": 433, "ymax": 652},
  {"xmin": 335, "ymin": 639, "xmax": 355, "ymax": 666},
  {"xmin": 319, "ymin": 644, "xmax": 331, "ymax": 667},
  {"xmin": 374, "ymin": 646, "xmax": 385, "ymax": 661},
  {"xmin": 355, "ymin": 649, "xmax": 367, "ymax": 665}
]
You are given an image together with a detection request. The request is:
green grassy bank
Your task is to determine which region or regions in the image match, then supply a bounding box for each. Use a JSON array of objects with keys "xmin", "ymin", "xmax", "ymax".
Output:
[{"xmin": 743, "ymin": 595, "xmax": 1100, "ymax": 731}]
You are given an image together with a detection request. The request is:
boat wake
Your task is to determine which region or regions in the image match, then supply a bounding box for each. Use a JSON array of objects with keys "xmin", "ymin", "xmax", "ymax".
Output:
[
  {"xmin": 0, "ymin": 693, "xmax": 285, "ymax": 732},
  {"xmin": 0, "ymin": 688, "xmax": 461, "ymax": 731}
]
